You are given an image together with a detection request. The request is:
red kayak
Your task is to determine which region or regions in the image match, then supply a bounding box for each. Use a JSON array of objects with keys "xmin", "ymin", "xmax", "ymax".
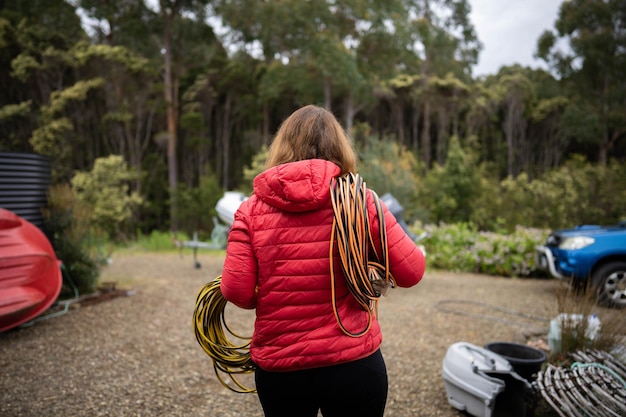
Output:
[{"xmin": 0, "ymin": 208, "xmax": 62, "ymax": 332}]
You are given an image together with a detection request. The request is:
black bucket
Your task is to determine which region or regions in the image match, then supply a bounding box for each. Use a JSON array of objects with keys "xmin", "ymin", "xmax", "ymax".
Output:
[
  {"xmin": 0, "ymin": 152, "xmax": 52, "ymax": 231},
  {"xmin": 484, "ymin": 342, "xmax": 546, "ymax": 381}
]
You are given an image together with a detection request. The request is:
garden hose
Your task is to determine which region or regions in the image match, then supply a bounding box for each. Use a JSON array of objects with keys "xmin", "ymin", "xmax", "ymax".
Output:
[
  {"xmin": 536, "ymin": 350, "xmax": 626, "ymax": 417},
  {"xmin": 193, "ymin": 276, "xmax": 256, "ymax": 393},
  {"xmin": 193, "ymin": 173, "xmax": 396, "ymax": 394},
  {"xmin": 329, "ymin": 173, "xmax": 396, "ymax": 337}
]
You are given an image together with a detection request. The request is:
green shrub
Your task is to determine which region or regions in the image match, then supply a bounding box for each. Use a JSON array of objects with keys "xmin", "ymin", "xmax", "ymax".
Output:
[
  {"xmin": 71, "ymin": 155, "xmax": 142, "ymax": 242},
  {"xmin": 417, "ymin": 222, "xmax": 549, "ymax": 277},
  {"xmin": 420, "ymin": 136, "xmax": 484, "ymax": 225},
  {"xmin": 174, "ymin": 170, "xmax": 223, "ymax": 238},
  {"xmin": 471, "ymin": 155, "xmax": 626, "ymax": 231},
  {"xmin": 44, "ymin": 184, "xmax": 106, "ymax": 296},
  {"xmin": 356, "ymin": 133, "xmax": 424, "ymax": 221},
  {"xmin": 240, "ymin": 145, "xmax": 268, "ymax": 194},
  {"xmin": 471, "ymin": 174, "xmax": 533, "ymax": 232},
  {"xmin": 421, "ymin": 222, "xmax": 479, "ymax": 273},
  {"xmin": 474, "ymin": 226, "xmax": 549, "ymax": 277}
]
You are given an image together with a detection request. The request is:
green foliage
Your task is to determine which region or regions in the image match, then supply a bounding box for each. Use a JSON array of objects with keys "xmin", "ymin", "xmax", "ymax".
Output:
[
  {"xmin": 526, "ymin": 157, "xmax": 595, "ymax": 228},
  {"xmin": 471, "ymin": 173, "xmax": 534, "ymax": 232},
  {"xmin": 44, "ymin": 184, "xmax": 107, "ymax": 296},
  {"xmin": 561, "ymin": 102, "xmax": 603, "ymax": 146},
  {"xmin": 537, "ymin": 0, "xmax": 626, "ymax": 160},
  {"xmin": 469, "ymin": 155, "xmax": 626, "ymax": 231},
  {"xmin": 474, "ymin": 227, "xmax": 550, "ymax": 277},
  {"xmin": 419, "ymin": 222, "xmax": 549, "ymax": 277},
  {"xmin": 0, "ymin": 100, "xmax": 32, "ymax": 121},
  {"xmin": 43, "ymin": 78, "xmax": 105, "ymax": 117},
  {"xmin": 29, "ymin": 117, "xmax": 73, "ymax": 163},
  {"xmin": 137, "ymin": 154, "xmax": 169, "ymax": 233},
  {"xmin": 28, "ymin": 77, "xmax": 106, "ymax": 180},
  {"xmin": 10, "ymin": 52, "xmax": 43, "ymax": 81},
  {"xmin": 421, "ymin": 136, "xmax": 483, "ymax": 224},
  {"xmin": 240, "ymin": 145, "xmax": 268, "ymax": 194},
  {"xmin": 71, "ymin": 155, "xmax": 143, "ymax": 242},
  {"xmin": 72, "ymin": 42, "xmax": 152, "ymax": 73},
  {"xmin": 126, "ymin": 230, "xmax": 188, "ymax": 252},
  {"xmin": 493, "ymin": 71, "xmax": 536, "ymax": 104},
  {"xmin": 259, "ymin": 61, "xmax": 298, "ymax": 102},
  {"xmin": 356, "ymin": 132, "xmax": 424, "ymax": 221},
  {"xmin": 421, "ymin": 222, "xmax": 480, "ymax": 273},
  {"xmin": 531, "ymin": 96, "xmax": 569, "ymax": 123},
  {"xmin": 174, "ymin": 170, "xmax": 223, "ymax": 237}
]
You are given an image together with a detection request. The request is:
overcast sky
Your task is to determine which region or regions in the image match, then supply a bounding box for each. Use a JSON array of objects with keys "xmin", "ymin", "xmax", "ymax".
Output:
[{"xmin": 468, "ymin": 0, "xmax": 563, "ymax": 77}]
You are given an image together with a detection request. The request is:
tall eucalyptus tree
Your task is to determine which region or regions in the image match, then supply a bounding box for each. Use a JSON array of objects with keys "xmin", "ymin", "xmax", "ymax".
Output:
[
  {"xmin": 430, "ymin": 73, "xmax": 469, "ymax": 165},
  {"xmin": 530, "ymin": 95, "xmax": 569, "ymax": 173},
  {"xmin": 79, "ymin": 0, "xmax": 216, "ymax": 231},
  {"xmin": 214, "ymin": 0, "xmax": 407, "ymax": 135},
  {"xmin": 0, "ymin": 0, "xmax": 94, "ymax": 180},
  {"xmin": 492, "ymin": 66, "xmax": 535, "ymax": 177},
  {"xmin": 398, "ymin": 0, "xmax": 481, "ymax": 168},
  {"xmin": 76, "ymin": 0, "xmax": 162, "ymax": 194},
  {"xmin": 78, "ymin": 0, "xmax": 227, "ymax": 232},
  {"xmin": 526, "ymin": 69, "xmax": 569, "ymax": 176},
  {"xmin": 158, "ymin": 0, "xmax": 200, "ymax": 232},
  {"xmin": 537, "ymin": 0, "xmax": 626, "ymax": 165}
]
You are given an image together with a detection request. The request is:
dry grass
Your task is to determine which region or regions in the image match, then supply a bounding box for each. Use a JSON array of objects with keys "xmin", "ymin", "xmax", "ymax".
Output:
[{"xmin": 548, "ymin": 280, "xmax": 626, "ymax": 364}]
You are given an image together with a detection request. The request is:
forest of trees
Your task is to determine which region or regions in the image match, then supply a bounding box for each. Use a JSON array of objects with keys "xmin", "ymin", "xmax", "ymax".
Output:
[{"xmin": 1, "ymin": 0, "xmax": 625, "ymax": 239}]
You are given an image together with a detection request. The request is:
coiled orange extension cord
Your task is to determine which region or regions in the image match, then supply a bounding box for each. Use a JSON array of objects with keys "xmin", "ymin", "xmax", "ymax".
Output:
[{"xmin": 329, "ymin": 172, "xmax": 396, "ymax": 337}]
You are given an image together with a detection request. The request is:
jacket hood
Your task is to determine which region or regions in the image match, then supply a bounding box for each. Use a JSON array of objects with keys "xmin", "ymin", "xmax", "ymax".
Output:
[{"xmin": 253, "ymin": 159, "xmax": 341, "ymax": 213}]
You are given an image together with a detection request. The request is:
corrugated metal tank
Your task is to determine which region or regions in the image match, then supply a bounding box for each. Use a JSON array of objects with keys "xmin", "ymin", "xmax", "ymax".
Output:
[{"xmin": 0, "ymin": 152, "xmax": 52, "ymax": 230}]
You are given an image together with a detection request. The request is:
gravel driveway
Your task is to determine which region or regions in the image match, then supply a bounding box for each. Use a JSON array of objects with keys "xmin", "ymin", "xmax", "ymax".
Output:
[{"xmin": 0, "ymin": 251, "xmax": 560, "ymax": 417}]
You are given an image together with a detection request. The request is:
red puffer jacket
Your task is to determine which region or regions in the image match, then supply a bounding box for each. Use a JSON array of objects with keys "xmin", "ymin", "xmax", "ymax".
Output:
[{"xmin": 221, "ymin": 159, "xmax": 425, "ymax": 371}]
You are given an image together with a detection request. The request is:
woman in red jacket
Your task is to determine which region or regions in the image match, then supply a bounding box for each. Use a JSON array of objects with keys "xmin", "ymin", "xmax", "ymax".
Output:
[{"xmin": 220, "ymin": 104, "xmax": 425, "ymax": 417}]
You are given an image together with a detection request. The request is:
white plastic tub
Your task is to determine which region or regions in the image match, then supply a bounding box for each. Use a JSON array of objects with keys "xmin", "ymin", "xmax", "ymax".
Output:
[{"xmin": 442, "ymin": 342, "xmax": 535, "ymax": 417}]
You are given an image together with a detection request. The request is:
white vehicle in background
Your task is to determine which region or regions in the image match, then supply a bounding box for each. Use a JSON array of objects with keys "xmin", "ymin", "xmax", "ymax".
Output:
[{"xmin": 174, "ymin": 191, "xmax": 248, "ymax": 268}]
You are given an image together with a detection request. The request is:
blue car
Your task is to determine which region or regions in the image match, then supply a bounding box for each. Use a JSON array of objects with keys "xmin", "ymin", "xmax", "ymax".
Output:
[{"xmin": 535, "ymin": 221, "xmax": 626, "ymax": 308}]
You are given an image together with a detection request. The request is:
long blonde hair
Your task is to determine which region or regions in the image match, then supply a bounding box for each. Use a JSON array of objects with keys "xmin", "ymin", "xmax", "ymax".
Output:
[{"xmin": 265, "ymin": 105, "xmax": 357, "ymax": 175}]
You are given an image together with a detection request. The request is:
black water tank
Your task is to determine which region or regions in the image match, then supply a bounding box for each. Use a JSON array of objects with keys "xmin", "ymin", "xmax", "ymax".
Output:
[
  {"xmin": 0, "ymin": 152, "xmax": 52, "ymax": 230},
  {"xmin": 484, "ymin": 342, "xmax": 547, "ymax": 382}
]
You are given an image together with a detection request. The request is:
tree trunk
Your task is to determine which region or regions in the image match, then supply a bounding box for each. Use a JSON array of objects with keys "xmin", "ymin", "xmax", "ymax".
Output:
[
  {"xmin": 420, "ymin": 0, "xmax": 432, "ymax": 170},
  {"xmin": 221, "ymin": 93, "xmax": 232, "ymax": 190},
  {"xmin": 263, "ymin": 101, "xmax": 269, "ymax": 144},
  {"xmin": 436, "ymin": 109, "xmax": 450, "ymax": 165},
  {"xmin": 392, "ymin": 99, "xmax": 405, "ymax": 144},
  {"xmin": 324, "ymin": 76, "xmax": 332, "ymax": 111},
  {"xmin": 162, "ymin": 6, "xmax": 179, "ymax": 233},
  {"xmin": 421, "ymin": 100, "xmax": 431, "ymax": 168},
  {"xmin": 411, "ymin": 105, "xmax": 419, "ymax": 155},
  {"xmin": 598, "ymin": 130, "xmax": 608, "ymax": 166},
  {"xmin": 344, "ymin": 92, "xmax": 354, "ymax": 133},
  {"xmin": 504, "ymin": 103, "xmax": 515, "ymax": 177}
]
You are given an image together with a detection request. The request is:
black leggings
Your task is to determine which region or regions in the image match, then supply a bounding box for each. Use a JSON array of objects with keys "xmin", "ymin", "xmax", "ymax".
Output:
[{"xmin": 254, "ymin": 349, "xmax": 388, "ymax": 417}]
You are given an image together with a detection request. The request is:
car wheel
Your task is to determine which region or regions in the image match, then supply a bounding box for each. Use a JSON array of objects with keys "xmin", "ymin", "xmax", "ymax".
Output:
[{"xmin": 591, "ymin": 261, "xmax": 626, "ymax": 308}]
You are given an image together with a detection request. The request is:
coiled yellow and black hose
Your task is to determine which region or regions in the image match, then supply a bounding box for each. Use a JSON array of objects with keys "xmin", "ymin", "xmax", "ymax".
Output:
[
  {"xmin": 193, "ymin": 173, "xmax": 395, "ymax": 392},
  {"xmin": 193, "ymin": 276, "xmax": 256, "ymax": 393}
]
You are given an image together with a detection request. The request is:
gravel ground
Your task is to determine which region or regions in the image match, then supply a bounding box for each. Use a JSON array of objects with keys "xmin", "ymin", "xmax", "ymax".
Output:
[{"xmin": 0, "ymin": 251, "xmax": 562, "ymax": 417}]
